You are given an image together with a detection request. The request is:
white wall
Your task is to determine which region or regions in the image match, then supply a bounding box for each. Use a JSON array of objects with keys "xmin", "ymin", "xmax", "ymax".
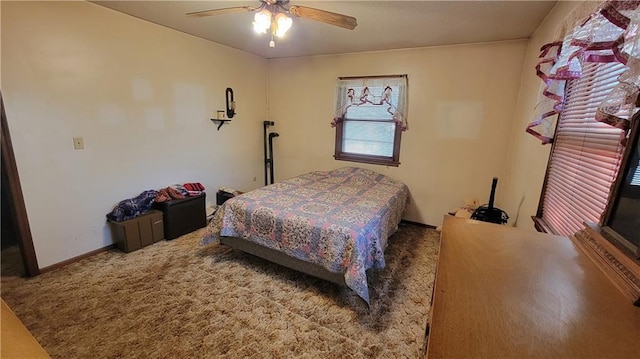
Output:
[
  {"xmin": 267, "ymin": 41, "xmax": 528, "ymax": 226},
  {"xmin": 1, "ymin": 1, "xmax": 578, "ymax": 268},
  {"xmin": 1, "ymin": 1, "xmax": 268, "ymax": 268},
  {"xmin": 501, "ymin": 1, "xmax": 586, "ymax": 231}
]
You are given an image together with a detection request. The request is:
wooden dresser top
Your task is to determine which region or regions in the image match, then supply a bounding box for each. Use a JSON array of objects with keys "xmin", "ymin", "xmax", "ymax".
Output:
[{"xmin": 427, "ymin": 216, "xmax": 640, "ymax": 359}]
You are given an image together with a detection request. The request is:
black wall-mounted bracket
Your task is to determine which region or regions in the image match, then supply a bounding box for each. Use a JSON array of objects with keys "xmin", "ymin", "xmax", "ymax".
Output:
[
  {"xmin": 211, "ymin": 118, "xmax": 230, "ymax": 131},
  {"xmin": 226, "ymin": 87, "xmax": 236, "ymax": 119}
]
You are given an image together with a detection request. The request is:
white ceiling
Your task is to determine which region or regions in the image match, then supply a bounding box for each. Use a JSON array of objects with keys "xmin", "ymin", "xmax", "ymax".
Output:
[{"xmin": 92, "ymin": 0, "xmax": 557, "ymax": 59}]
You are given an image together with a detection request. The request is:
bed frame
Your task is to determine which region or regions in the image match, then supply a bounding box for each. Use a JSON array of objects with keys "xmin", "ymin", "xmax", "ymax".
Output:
[
  {"xmin": 220, "ymin": 236, "xmax": 346, "ymax": 286},
  {"xmin": 210, "ymin": 167, "xmax": 409, "ymax": 302}
]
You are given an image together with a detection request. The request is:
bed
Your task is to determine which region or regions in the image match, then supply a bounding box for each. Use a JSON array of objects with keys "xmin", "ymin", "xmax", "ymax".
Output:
[{"xmin": 201, "ymin": 167, "xmax": 409, "ymax": 304}]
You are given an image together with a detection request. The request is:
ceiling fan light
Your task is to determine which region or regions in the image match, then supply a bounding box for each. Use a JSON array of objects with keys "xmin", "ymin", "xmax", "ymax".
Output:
[
  {"xmin": 274, "ymin": 13, "xmax": 292, "ymax": 37},
  {"xmin": 253, "ymin": 9, "xmax": 272, "ymax": 34},
  {"xmin": 253, "ymin": 21, "xmax": 268, "ymax": 34}
]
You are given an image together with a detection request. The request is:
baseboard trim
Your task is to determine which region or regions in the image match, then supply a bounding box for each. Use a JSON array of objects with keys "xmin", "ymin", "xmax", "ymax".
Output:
[
  {"xmin": 39, "ymin": 244, "xmax": 117, "ymax": 274},
  {"xmin": 401, "ymin": 219, "xmax": 436, "ymax": 229},
  {"xmin": 37, "ymin": 221, "xmax": 432, "ymax": 273}
]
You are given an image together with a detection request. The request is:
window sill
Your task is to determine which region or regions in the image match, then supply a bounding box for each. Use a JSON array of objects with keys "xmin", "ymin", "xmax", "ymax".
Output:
[
  {"xmin": 533, "ymin": 217, "xmax": 640, "ymax": 306},
  {"xmin": 334, "ymin": 154, "xmax": 400, "ymax": 167},
  {"xmin": 572, "ymin": 223, "xmax": 640, "ymax": 306},
  {"xmin": 531, "ymin": 216, "xmax": 555, "ymax": 234}
]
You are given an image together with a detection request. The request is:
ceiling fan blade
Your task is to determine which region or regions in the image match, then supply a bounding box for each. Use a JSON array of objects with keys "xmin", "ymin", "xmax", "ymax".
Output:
[
  {"xmin": 289, "ymin": 5, "xmax": 357, "ymax": 30},
  {"xmin": 186, "ymin": 6, "xmax": 255, "ymax": 18}
]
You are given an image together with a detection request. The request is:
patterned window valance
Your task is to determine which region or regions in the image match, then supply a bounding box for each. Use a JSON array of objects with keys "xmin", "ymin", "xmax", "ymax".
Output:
[
  {"xmin": 331, "ymin": 75, "xmax": 408, "ymax": 131},
  {"xmin": 528, "ymin": 0, "xmax": 640, "ymax": 145}
]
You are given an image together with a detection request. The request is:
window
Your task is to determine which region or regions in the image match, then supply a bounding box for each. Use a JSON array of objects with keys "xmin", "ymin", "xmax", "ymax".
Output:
[
  {"xmin": 631, "ymin": 159, "xmax": 640, "ymax": 186},
  {"xmin": 332, "ymin": 75, "xmax": 408, "ymax": 167},
  {"xmin": 604, "ymin": 124, "xmax": 640, "ymax": 257},
  {"xmin": 530, "ymin": 0, "xmax": 640, "ymax": 303},
  {"xmin": 535, "ymin": 62, "xmax": 627, "ymax": 236}
]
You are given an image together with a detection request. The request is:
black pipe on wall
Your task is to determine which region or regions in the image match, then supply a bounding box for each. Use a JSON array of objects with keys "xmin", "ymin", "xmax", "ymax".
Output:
[
  {"xmin": 268, "ymin": 132, "xmax": 279, "ymax": 184},
  {"xmin": 263, "ymin": 121, "xmax": 273, "ymax": 186},
  {"xmin": 263, "ymin": 121, "xmax": 278, "ymax": 186}
]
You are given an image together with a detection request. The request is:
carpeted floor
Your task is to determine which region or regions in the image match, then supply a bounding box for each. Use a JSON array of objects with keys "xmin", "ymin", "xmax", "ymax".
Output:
[
  {"xmin": 0, "ymin": 222, "xmax": 440, "ymax": 358},
  {"xmin": 1, "ymin": 244, "xmax": 25, "ymax": 283}
]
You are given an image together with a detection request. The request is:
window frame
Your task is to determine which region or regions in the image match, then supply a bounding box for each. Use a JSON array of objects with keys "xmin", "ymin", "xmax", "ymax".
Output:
[
  {"xmin": 601, "ymin": 115, "xmax": 640, "ymax": 257},
  {"xmin": 334, "ymin": 118, "xmax": 402, "ymax": 166},
  {"xmin": 333, "ymin": 75, "xmax": 406, "ymax": 167}
]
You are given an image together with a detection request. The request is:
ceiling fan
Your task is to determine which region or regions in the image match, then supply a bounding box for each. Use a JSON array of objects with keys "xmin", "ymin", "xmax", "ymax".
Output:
[{"xmin": 187, "ymin": 0, "xmax": 358, "ymax": 47}]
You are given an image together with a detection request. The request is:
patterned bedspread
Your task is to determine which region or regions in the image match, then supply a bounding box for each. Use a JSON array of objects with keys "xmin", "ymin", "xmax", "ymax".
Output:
[{"xmin": 202, "ymin": 167, "xmax": 409, "ymax": 303}]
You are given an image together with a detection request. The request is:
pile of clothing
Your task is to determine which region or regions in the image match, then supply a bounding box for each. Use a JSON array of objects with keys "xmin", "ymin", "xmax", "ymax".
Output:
[
  {"xmin": 106, "ymin": 190, "xmax": 158, "ymax": 222},
  {"xmin": 155, "ymin": 186, "xmax": 185, "ymax": 203},
  {"xmin": 183, "ymin": 182, "xmax": 205, "ymax": 196},
  {"xmin": 106, "ymin": 182, "xmax": 206, "ymax": 222},
  {"xmin": 154, "ymin": 182, "xmax": 205, "ymax": 203}
]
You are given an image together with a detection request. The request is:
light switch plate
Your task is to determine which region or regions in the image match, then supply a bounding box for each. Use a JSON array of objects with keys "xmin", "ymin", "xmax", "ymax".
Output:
[{"xmin": 73, "ymin": 137, "xmax": 84, "ymax": 150}]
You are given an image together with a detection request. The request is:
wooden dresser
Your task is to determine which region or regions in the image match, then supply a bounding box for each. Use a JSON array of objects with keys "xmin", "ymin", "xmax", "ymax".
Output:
[
  {"xmin": 1, "ymin": 299, "xmax": 50, "ymax": 358},
  {"xmin": 426, "ymin": 216, "xmax": 640, "ymax": 359}
]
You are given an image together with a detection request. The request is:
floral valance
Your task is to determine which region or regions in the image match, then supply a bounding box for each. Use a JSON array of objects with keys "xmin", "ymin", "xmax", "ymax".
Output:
[
  {"xmin": 527, "ymin": 0, "xmax": 640, "ymax": 145},
  {"xmin": 331, "ymin": 75, "xmax": 409, "ymax": 131}
]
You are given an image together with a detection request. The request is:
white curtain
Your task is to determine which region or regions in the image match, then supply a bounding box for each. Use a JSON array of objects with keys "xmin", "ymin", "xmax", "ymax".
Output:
[
  {"xmin": 332, "ymin": 75, "xmax": 408, "ymax": 131},
  {"xmin": 527, "ymin": 1, "xmax": 640, "ymax": 145}
]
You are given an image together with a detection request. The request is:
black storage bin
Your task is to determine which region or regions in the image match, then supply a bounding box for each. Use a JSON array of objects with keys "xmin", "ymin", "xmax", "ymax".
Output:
[{"xmin": 153, "ymin": 193, "xmax": 206, "ymax": 240}]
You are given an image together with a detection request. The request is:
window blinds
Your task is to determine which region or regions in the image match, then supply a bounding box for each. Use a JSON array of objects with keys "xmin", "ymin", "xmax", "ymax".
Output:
[
  {"xmin": 631, "ymin": 159, "xmax": 640, "ymax": 186},
  {"xmin": 541, "ymin": 62, "xmax": 627, "ymax": 236},
  {"xmin": 344, "ymin": 102, "xmax": 396, "ymax": 157}
]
